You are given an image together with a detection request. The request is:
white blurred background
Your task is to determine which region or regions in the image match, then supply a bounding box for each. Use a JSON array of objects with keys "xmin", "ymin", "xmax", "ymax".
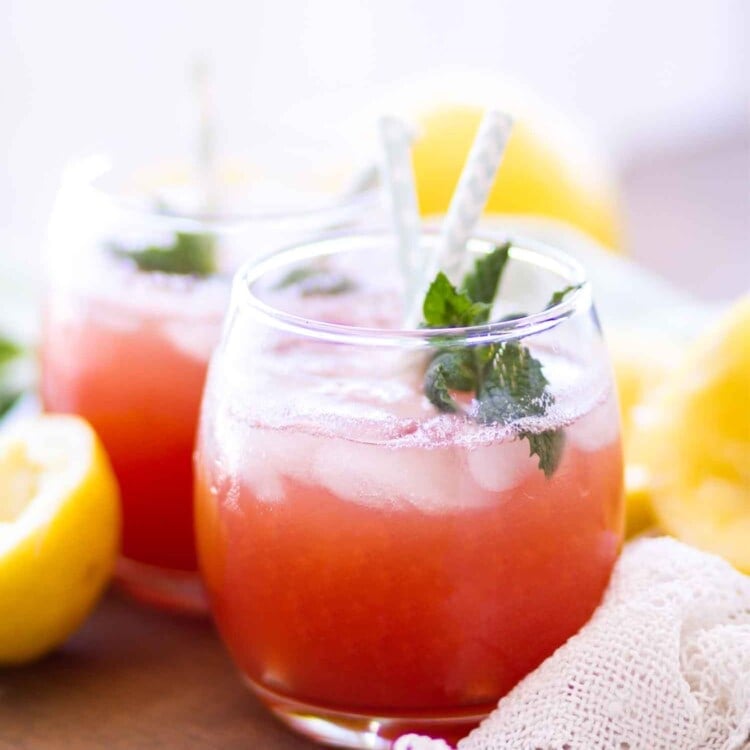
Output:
[{"xmin": 2, "ymin": 0, "xmax": 748, "ymax": 299}]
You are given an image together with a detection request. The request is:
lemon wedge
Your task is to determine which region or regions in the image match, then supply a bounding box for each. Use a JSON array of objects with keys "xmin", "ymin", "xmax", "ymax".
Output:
[
  {"xmin": 0, "ymin": 414, "xmax": 120, "ymax": 663},
  {"xmin": 629, "ymin": 296, "xmax": 750, "ymax": 569},
  {"xmin": 609, "ymin": 333, "xmax": 679, "ymax": 535}
]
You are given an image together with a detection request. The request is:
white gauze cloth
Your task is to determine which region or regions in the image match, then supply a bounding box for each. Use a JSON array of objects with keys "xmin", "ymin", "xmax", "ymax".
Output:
[{"xmin": 396, "ymin": 537, "xmax": 750, "ymax": 750}]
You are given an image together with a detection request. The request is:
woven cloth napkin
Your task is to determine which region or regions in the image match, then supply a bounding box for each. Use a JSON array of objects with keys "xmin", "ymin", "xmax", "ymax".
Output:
[{"xmin": 396, "ymin": 537, "xmax": 750, "ymax": 750}]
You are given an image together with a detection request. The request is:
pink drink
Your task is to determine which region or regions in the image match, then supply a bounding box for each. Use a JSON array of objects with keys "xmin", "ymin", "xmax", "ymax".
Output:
[
  {"xmin": 41, "ymin": 268, "xmax": 224, "ymax": 607},
  {"xmin": 41, "ymin": 154, "xmax": 378, "ymax": 613},
  {"xmin": 194, "ymin": 232, "xmax": 624, "ymax": 745}
]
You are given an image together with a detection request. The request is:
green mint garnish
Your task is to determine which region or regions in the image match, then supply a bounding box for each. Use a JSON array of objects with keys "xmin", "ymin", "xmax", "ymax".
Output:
[
  {"xmin": 421, "ymin": 243, "xmax": 576, "ymax": 478},
  {"xmin": 274, "ymin": 265, "xmax": 357, "ymax": 297},
  {"xmin": 422, "ymin": 242, "xmax": 510, "ymax": 327},
  {"xmin": 0, "ymin": 335, "xmax": 25, "ymax": 420},
  {"xmin": 546, "ymin": 284, "xmax": 582, "ymax": 309},
  {"xmin": 112, "ymin": 231, "xmax": 217, "ymax": 277}
]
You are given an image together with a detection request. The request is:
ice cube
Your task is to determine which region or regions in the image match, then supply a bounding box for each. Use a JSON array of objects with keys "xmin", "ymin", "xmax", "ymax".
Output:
[
  {"xmin": 465, "ymin": 437, "xmax": 536, "ymax": 493},
  {"xmin": 567, "ymin": 390, "xmax": 620, "ymax": 452},
  {"xmin": 314, "ymin": 436, "xmax": 482, "ymax": 512}
]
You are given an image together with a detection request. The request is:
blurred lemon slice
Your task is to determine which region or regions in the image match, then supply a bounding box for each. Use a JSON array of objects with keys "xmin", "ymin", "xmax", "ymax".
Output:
[
  {"xmin": 352, "ymin": 71, "xmax": 620, "ymax": 249},
  {"xmin": 0, "ymin": 415, "xmax": 120, "ymax": 663},
  {"xmin": 609, "ymin": 333, "xmax": 679, "ymax": 535},
  {"xmin": 630, "ymin": 296, "xmax": 750, "ymax": 569}
]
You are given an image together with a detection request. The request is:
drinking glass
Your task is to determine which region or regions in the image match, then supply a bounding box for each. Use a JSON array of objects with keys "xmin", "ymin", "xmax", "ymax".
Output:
[
  {"xmin": 40, "ymin": 154, "xmax": 378, "ymax": 613},
  {"xmin": 194, "ymin": 229, "xmax": 624, "ymax": 746}
]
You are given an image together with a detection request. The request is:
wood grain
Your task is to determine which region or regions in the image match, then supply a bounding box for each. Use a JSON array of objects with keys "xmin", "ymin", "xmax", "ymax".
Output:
[{"xmin": 0, "ymin": 590, "xmax": 316, "ymax": 749}]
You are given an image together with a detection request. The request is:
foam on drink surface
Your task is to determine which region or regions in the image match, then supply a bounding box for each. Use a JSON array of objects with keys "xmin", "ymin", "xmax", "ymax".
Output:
[
  {"xmin": 47, "ymin": 250, "xmax": 228, "ymax": 364},
  {"xmin": 203, "ymin": 264, "xmax": 619, "ymax": 514}
]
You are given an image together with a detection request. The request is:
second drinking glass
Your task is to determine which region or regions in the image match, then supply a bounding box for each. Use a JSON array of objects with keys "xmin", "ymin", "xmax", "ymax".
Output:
[{"xmin": 40, "ymin": 155, "xmax": 378, "ymax": 612}]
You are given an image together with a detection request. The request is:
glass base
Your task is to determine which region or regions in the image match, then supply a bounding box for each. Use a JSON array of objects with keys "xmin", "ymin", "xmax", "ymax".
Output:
[
  {"xmin": 116, "ymin": 557, "xmax": 208, "ymax": 615},
  {"xmin": 246, "ymin": 677, "xmax": 488, "ymax": 749}
]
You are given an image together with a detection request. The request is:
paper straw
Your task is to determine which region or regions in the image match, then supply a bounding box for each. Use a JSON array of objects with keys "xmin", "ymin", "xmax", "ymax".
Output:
[
  {"xmin": 400, "ymin": 110, "xmax": 513, "ymax": 328},
  {"xmin": 378, "ymin": 116, "xmax": 422, "ymax": 305},
  {"xmin": 434, "ymin": 110, "xmax": 513, "ymax": 281},
  {"xmin": 191, "ymin": 57, "xmax": 218, "ymax": 213}
]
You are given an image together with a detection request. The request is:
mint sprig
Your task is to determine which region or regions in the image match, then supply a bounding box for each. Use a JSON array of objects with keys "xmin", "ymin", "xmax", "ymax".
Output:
[
  {"xmin": 274, "ymin": 265, "xmax": 356, "ymax": 297},
  {"xmin": 422, "ymin": 242, "xmax": 509, "ymax": 328},
  {"xmin": 421, "ymin": 243, "xmax": 578, "ymax": 478},
  {"xmin": 112, "ymin": 231, "xmax": 217, "ymax": 277}
]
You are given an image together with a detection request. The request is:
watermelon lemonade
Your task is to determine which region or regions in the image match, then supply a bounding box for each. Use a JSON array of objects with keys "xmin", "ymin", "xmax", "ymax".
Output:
[
  {"xmin": 40, "ymin": 156, "xmax": 377, "ymax": 612},
  {"xmin": 194, "ymin": 231, "xmax": 624, "ymax": 746}
]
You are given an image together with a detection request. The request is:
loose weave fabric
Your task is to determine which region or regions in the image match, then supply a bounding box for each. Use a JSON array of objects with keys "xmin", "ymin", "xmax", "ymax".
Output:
[{"xmin": 396, "ymin": 538, "xmax": 750, "ymax": 750}]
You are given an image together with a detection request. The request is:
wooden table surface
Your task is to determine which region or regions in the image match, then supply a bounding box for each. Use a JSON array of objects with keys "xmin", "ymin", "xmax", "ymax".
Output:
[{"xmin": 0, "ymin": 590, "xmax": 317, "ymax": 749}]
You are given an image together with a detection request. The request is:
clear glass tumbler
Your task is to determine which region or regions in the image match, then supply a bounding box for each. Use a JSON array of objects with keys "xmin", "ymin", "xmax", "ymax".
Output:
[
  {"xmin": 40, "ymin": 154, "xmax": 378, "ymax": 613},
  {"xmin": 194, "ymin": 229, "xmax": 624, "ymax": 747}
]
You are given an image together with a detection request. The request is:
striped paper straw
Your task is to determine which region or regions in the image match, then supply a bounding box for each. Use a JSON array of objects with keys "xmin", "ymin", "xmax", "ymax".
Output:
[
  {"xmin": 434, "ymin": 110, "xmax": 513, "ymax": 282},
  {"xmin": 378, "ymin": 116, "xmax": 422, "ymax": 306},
  {"xmin": 191, "ymin": 57, "xmax": 218, "ymax": 213}
]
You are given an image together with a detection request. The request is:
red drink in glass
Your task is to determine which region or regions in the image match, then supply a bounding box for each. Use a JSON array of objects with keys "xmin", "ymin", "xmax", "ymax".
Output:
[
  {"xmin": 41, "ymin": 274, "xmax": 223, "ymax": 591},
  {"xmin": 41, "ymin": 156, "xmax": 378, "ymax": 612},
  {"xmin": 194, "ymin": 231, "xmax": 624, "ymax": 745}
]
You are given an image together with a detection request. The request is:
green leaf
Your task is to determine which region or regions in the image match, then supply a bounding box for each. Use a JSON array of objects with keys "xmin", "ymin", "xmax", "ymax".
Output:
[
  {"xmin": 274, "ymin": 266, "xmax": 320, "ymax": 289},
  {"xmin": 422, "ymin": 272, "xmax": 489, "ymax": 328},
  {"xmin": 546, "ymin": 283, "xmax": 582, "ymax": 310},
  {"xmin": 0, "ymin": 337, "xmax": 22, "ymax": 367},
  {"xmin": 424, "ymin": 350, "xmax": 477, "ymax": 413},
  {"xmin": 274, "ymin": 266, "xmax": 356, "ymax": 297},
  {"xmin": 476, "ymin": 342, "xmax": 562, "ymax": 477},
  {"xmin": 0, "ymin": 390, "xmax": 21, "ymax": 420},
  {"xmin": 522, "ymin": 428, "xmax": 565, "ymax": 478},
  {"xmin": 419, "ymin": 247, "xmax": 575, "ymax": 478},
  {"xmin": 424, "ymin": 360, "xmax": 460, "ymax": 414},
  {"xmin": 478, "ymin": 342, "xmax": 552, "ymax": 419},
  {"xmin": 113, "ymin": 231, "xmax": 217, "ymax": 276},
  {"xmin": 461, "ymin": 242, "xmax": 510, "ymax": 307}
]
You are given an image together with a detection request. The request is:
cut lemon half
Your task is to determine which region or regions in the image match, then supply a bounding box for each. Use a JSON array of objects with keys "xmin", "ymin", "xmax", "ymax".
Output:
[
  {"xmin": 630, "ymin": 296, "xmax": 750, "ymax": 569},
  {"xmin": 0, "ymin": 414, "xmax": 120, "ymax": 663}
]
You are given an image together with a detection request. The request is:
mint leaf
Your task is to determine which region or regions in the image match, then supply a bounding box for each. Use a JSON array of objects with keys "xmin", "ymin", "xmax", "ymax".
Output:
[
  {"xmin": 420, "ymin": 243, "xmax": 572, "ymax": 479},
  {"xmin": 422, "ymin": 272, "xmax": 489, "ymax": 328},
  {"xmin": 423, "ymin": 244, "xmax": 510, "ymax": 327},
  {"xmin": 424, "ymin": 350, "xmax": 477, "ymax": 412},
  {"xmin": 423, "ymin": 273, "xmax": 475, "ymax": 327},
  {"xmin": 113, "ymin": 232, "xmax": 217, "ymax": 276},
  {"xmin": 274, "ymin": 266, "xmax": 356, "ymax": 297},
  {"xmin": 546, "ymin": 283, "xmax": 582, "ymax": 309},
  {"xmin": 522, "ymin": 428, "xmax": 565, "ymax": 478},
  {"xmin": 476, "ymin": 342, "xmax": 562, "ymax": 477},
  {"xmin": 461, "ymin": 242, "xmax": 510, "ymax": 306},
  {"xmin": 275, "ymin": 267, "xmax": 320, "ymax": 289},
  {"xmin": 477, "ymin": 342, "xmax": 552, "ymax": 422}
]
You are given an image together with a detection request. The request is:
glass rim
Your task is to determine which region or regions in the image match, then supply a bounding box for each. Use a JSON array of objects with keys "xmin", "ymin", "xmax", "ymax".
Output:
[
  {"xmin": 234, "ymin": 229, "xmax": 593, "ymax": 348},
  {"xmin": 63, "ymin": 153, "xmax": 380, "ymax": 228}
]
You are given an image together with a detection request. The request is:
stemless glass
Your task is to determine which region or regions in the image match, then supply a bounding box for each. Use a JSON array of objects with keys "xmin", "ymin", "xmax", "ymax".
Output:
[
  {"xmin": 40, "ymin": 154, "xmax": 378, "ymax": 614},
  {"xmin": 194, "ymin": 230, "xmax": 624, "ymax": 747}
]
